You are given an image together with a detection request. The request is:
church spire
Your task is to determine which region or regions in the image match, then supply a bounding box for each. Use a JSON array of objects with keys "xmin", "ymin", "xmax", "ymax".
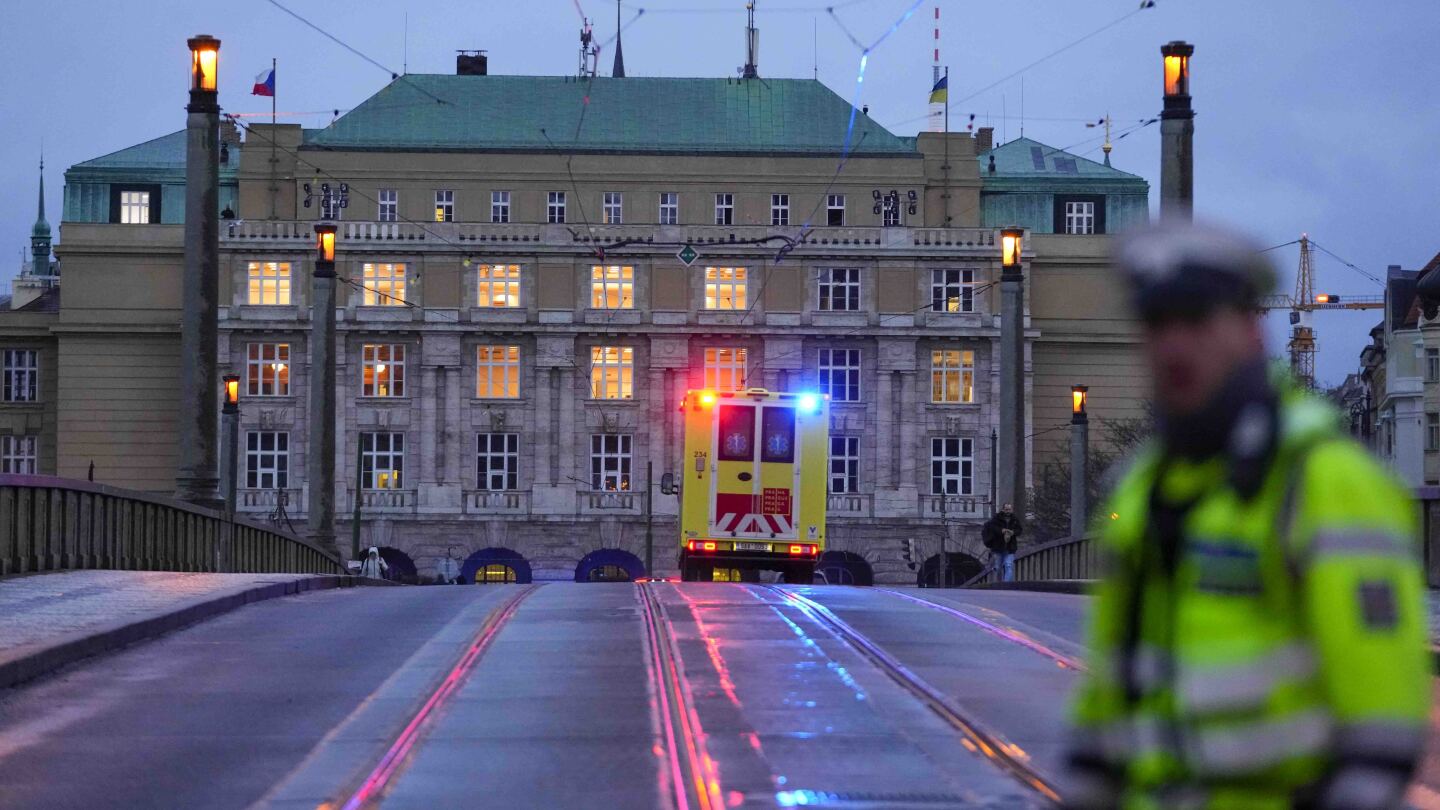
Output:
[
  {"xmin": 611, "ymin": 0, "xmax": 625, "ymax": 77},
  {"xmin": 32, "ymin": 156, "xmax": 50, "ymax": 240}
]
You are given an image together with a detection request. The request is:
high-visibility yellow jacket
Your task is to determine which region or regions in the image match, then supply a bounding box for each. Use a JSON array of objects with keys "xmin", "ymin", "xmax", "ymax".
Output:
[{"xmin": 1069, "ymin": 393, "xmax": 1431, "ymax": 809}]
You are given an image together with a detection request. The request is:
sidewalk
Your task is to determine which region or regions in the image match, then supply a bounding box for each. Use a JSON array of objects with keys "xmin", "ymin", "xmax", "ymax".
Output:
[{"xmin": 0, "ymin": 570, "xmax": 363, "ymax": 688}]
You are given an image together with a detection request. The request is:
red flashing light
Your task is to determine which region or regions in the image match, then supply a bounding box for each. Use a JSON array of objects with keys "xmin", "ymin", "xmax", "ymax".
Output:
[
  {"xmin": 699, "ymin": 390, "xmax": 717, "ymax": 407},
  {"xmin": 789, "ymin": 544, "xmax": 818, "ymax": 555}
]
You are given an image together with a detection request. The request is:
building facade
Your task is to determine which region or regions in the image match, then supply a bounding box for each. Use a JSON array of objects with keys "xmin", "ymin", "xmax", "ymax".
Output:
[{"xmin": 36, "ymin": 69, "xmax": 1150, "ymax": 582}]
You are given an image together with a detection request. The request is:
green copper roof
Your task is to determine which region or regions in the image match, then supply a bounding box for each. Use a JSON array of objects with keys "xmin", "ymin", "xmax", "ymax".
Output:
[
  {"xmin": 980, "ymin": 136, "xmax": 1143, "ymax": 181},
  {"xmin": 73, "ymin": 131, "xmax": 188, "ymax": 170},
  {"xmin": 304, "ymin": 75, "xmax": 916, "ymax": 155}
]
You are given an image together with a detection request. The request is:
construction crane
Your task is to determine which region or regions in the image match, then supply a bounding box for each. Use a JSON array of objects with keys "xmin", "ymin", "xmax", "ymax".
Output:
[{"xmin": 1255, "ymin": 234, "xmax": 1385, "ymax": 387}]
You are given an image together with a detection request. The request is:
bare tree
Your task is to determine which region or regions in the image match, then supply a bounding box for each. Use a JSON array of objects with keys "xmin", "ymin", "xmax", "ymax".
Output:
[{"xmin": 1028, "ymin": 410, "xmax": 1154, "ymax": 543}]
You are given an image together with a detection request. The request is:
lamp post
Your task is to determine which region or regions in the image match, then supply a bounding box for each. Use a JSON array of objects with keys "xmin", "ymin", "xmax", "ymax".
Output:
[
  {"xmin": 1159, "ymin": 40, "xmax": 1195, "ymax": 220},
  {"xmin": 307, "ymin": 224, "xmax": 340, "ymax": 558},
  {"xmin": 176, "ymin": 34, "xmax": 224, "ymax": 507},
  {"xmin": 219, "ymin": 374, "xmax": 240, "ymax": 571},
  {"xmin": 997, "ymin": 227, "xmax": 1027, "ymax": 518},
  {"xmin": 1070, "ymin": 385, "xmax": 1089, "ymax": 540}
]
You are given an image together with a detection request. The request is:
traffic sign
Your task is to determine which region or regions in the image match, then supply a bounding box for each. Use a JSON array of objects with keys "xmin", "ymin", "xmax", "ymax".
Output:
[{"xmin": 677, "ymin": 244, "xmax": 699, "ymax": 266}]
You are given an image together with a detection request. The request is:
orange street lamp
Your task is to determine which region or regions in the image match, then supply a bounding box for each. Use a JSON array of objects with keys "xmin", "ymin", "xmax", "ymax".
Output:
[
  {"xmin": 188, "ymin": 35, "xmax": 220, "ymax": 96},
  {"xmin": 222, "ymin": 373, "xmax": 240, "ymax": 414},
  {"xmin": 1071, "ymin": 384, "xmax": 1089, "ymax": 420},
  {"xmin": 1161, "ymin": 40, "xmax": 1193, "ymax": 101},
  {"xmin": 1001, "ymin": 227, "xmax": 1024, "ymax": 270}
]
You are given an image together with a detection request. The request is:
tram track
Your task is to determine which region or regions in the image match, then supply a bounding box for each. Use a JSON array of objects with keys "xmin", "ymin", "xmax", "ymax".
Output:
[
  {"xmin": 760, "ymin": 585, "xmax": 1064, "ymax": 805},
  {"xmin": 335, "ymin": 584, "xmax": 539, "ymax": 810},
  {"xmin": 876, "ymin": 588, "xmax": 1088, "ymax": 672},
  {"xmin": 638, "ymin": 581, "xmax": 727, "ymax": 810}
]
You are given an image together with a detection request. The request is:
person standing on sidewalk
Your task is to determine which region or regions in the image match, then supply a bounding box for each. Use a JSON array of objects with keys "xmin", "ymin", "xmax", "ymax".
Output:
[
  {"xmin": 982, "ymin": 503, "xmax": 1023, "ymax": 582},
  {"xmin": 359, "ymin": 546, "xmax": 389, "ymax": 580},
  {"xmin": 1065, "ymin": 221, "xmax": 1430, "ymax": 809}
]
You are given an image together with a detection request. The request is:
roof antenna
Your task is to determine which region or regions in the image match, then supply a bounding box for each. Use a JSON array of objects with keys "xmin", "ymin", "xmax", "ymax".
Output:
[
  {"xmin": 579, "ymin": 18, "xmax": 598, "ymax": 77},
  {"xmin": 403, "ymin": 12, "xmax": 408, "ymax": 75},
  {"xmin": 741, "ymin": 1, "xmax": 759, "ymax": 79},
  {"xmin": 812, "ymin": 16, "xmax": 817, "ymax": 80}
]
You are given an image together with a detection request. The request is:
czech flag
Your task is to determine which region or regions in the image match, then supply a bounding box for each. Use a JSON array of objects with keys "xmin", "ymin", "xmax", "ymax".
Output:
[
  {"xmin": 252, "ymin": 67, "xmax": 275, "ymax": 97},
  {"xmin": 928, "ymin": 75, "xmax": 948, "ymax": 104}
]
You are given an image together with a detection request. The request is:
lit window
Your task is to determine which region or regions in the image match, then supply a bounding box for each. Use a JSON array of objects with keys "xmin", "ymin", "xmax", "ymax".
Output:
[
  {"xmin": 826, "ymin": 194, "xmax": 846, "ymax": 227},
  {"xmin": 491, "ymin": 190, "xmax": 510, "ymax": 224},
  {"xmin": 434, "ymin": 189, "xmax": 454, "ymax": 222},
  {"xmin": 361, "ymin": 263, "xmax": 406, "ymax": 306},
  {"xmin": 120, "ymin": 191, "xmax": 151, "ymax": 224},
  {"xmin": 590, "ymin": 346, "xmax": 634, "ymax": 400},
  {"xmin": 548, "ymin": 191, "xmax": 567, "ymax": 224},
  {"xmin": 704, "ymin": 348, "xmax": 748, "ymax": 392},
  {"xmin": 603, "ymin": 191, "xmax": 623, "ymax": 224},
  {"xmin": 378, "ymin": 189, "xmax": 397, "ymax": 222},
  {"xmin": 247, "ymin": 262, "xmax": 292, "ymax": 306},
  {"xmin": 591, "ymin": 265, "xmax": 635, "ymax": 310},
  {"xmin": 477, "ymin": 345, "xmax": 520, "ymax": 399},
  {"xmin": 590, "ymin": 434, "xmax": 633, "ymax": 491},
  {"xmin": 360, "ymin": 432, "xmax": 404, "ymax": 489},
  {"xmin": 819, "ymin": 348, "xmax": 861, "ymax": 402},
  {"xmin": 931, "ymin": 437, "xmax": 974, "ymax": 495},
  {"xmin": 659, "ymin": 192, "xmax": 679, "ymax": 225},
  {"xmin": 704, "ymin": 266, "xmax": 747, "ymax": 310},
  {"xmin": 362, "ymin": 344, "xmax": 406, "ymax": 397},
  {"xmin": 714, "ymin": 193, "xmax": 734, "ymax": 226},
  {"xmin": 931, "ymin": 349, "xmax": 975, "ymax": 404},
  {"xmin": 0, "ymin": 435, "xmax": 37, "ymax": 474},
  {"xmin": 244, "ymin": 431, "xmax": 289, "ymax": 489},
  {"xmin": 771, "ymin": 193, "xmax": 790, "ymax": 226},
  {"xmin": 2, "ymin": 349, "xmax": 39, "ymax": 403},
  {"xmin": 476, "ymin": 433, "xmax": 519, "ymax": 491},
  {"xmin": 830, "ymin": 436, "xmax": 859, "ymax": 493},
  {"xmin": 1065, "ymin": 201, "xmax": 1096, "ymax": 235},
  {"xmin": 818, "ymin": 268, "xmax": 860, "ymax": 312},
  {"xmin": 930, "ymin": 268, "xmax": 975, "ymax": 313},
  {"xmin": 246, "ymin": 343, "xmax": 290, "ymax": 397},
  {"xmin": 477, "ymin": 264, "xmax": 521, "ymax": 308}
]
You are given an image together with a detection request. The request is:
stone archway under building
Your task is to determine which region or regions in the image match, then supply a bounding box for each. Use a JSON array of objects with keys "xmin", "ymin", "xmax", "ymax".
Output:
[
  {"xmin": 816, "ymin": 550, "xmax": 874, "ymax": 586},
  {"xmin": 575, "ymin": 549, "xmax": 646, "ymax": 582},
  {"xmin": 460, "ymin": 547, "xmax": 534, "ymax": 584},
  {"xmin": 377, "ymin": 546, "xmax": 418, "ymax": 583},
  {"xmin": 917, "ymin": 552, "xmax": 984, "ymax": 588}
]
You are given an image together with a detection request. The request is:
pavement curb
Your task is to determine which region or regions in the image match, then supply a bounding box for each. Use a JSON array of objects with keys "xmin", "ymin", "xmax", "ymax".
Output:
[
  {"xmin": 0, "ymin": 574, "xmax": 393, "ymax": 690},
  {"xmin": 967, "ymin": 580, "xmax": 1095, "ymax": 594}
]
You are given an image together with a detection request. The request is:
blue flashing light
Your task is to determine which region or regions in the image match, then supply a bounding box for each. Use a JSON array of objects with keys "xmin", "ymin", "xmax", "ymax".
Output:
[{"xmin": 797, "ymin": 393, "xmax": 820, "ymax": 413}]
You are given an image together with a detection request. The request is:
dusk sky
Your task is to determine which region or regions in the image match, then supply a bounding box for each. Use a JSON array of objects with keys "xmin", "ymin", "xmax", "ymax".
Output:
[{"xmin": 1, "ymin": 0, "xmax": 1435, "ymax": 385}]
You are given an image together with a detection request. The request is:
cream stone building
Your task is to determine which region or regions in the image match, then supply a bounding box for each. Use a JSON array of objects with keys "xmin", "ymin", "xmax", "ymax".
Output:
[{"xmin": 8, "ymin": 66, "xmax": 1151, "ymax": 583}]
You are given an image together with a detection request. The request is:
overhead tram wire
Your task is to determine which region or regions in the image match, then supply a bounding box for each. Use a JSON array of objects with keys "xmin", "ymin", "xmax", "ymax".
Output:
[{"xmin": 264, "ymin": 0, "xmax": 455, "ymax": 108}]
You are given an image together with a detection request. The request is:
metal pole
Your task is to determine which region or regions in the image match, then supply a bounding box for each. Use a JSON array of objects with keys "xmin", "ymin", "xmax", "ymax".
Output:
[
  {"xmin": 306, "ymin": 247, "xmax": 338, "ymax": 557},
  {"xmin": 644, "ymin": 461, "xmax": 654, "ymax": 577},
  {"xmin": 220, "ymin": 402, "xmax": 238, "ymax": 572},
  {"xmin": 998, "ymin": 260, "xmax": 1026, "ymax": 515},
  {"xmin": 1070, "ymin": 409, "xmax": 1088, "ymax": 540},
  {"xmin": 351, "ymin": 433, "xmax": 364, "ymax": 563},
  {"xmin": 175, "ymin": 37, "xmax": 223, "ymax": 508}
]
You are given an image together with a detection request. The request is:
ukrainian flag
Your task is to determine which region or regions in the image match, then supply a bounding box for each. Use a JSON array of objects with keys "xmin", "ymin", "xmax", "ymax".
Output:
[{"xmin": 929, "ymin": 75, "xmax": 948, "ymax": 104}]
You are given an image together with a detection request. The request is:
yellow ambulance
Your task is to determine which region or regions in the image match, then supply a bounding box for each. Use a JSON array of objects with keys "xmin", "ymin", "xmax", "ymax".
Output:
[{"xmin": 676, "ymin": 388, "xmax": 828, "ymax": 583}]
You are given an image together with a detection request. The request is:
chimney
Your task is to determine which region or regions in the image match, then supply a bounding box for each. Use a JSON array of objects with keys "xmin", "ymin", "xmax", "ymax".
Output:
[
  {"xmin": 976, "ymin": 126, "xmax": 994, "ymax": 153},
  {"xmin": 457, "ymin": 50, "xmax": 488, "ymax": 76}
]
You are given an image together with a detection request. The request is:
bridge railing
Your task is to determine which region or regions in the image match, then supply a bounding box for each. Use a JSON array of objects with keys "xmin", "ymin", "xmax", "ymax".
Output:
[
  {"xmin": 966, "ymin": 534, "xmax": 1097, "ymax": 586},
  {"xmin": 0, "ymin": 474, "xmax": 342, "ymax": 576}
]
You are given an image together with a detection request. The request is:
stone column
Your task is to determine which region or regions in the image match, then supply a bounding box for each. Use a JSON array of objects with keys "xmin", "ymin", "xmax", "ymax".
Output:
[
  {"xmin": 175, "ymin": 52, "xmax": 223, "ymax": 508},
  {"xmin": 306, "ymin": 253, "xmax": 338, "ymax": 556},
  {"xmin": 998, "ymin": 266, "xmax": 1026, "ymax": 514}
]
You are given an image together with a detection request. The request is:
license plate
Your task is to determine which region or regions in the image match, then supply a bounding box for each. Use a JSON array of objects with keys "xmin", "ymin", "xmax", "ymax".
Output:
[{"xmin": 733, "ymin": 542, "xmax": 770, "ymax": 552}]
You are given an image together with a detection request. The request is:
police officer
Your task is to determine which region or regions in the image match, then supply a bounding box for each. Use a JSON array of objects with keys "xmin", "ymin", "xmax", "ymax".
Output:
[{"xmin": 1066, "ymin": 221, "xmax": 1431, "ymax": 809}]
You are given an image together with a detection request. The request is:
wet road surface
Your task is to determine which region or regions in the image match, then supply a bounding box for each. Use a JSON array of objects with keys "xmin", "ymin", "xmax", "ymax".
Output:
[{"xmin": 1, "ymin": 582, "xmax": 1437, "ymax": 808}]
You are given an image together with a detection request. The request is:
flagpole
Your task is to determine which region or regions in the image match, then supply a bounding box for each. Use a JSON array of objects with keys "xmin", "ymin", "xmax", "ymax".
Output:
[
  {"xmin": 943, "ymin": 65, "xmax": 950, "ymax": 226},
  {"xmin": 269, "ymin": 58, "xmax": 278, "ymax": 220}
]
